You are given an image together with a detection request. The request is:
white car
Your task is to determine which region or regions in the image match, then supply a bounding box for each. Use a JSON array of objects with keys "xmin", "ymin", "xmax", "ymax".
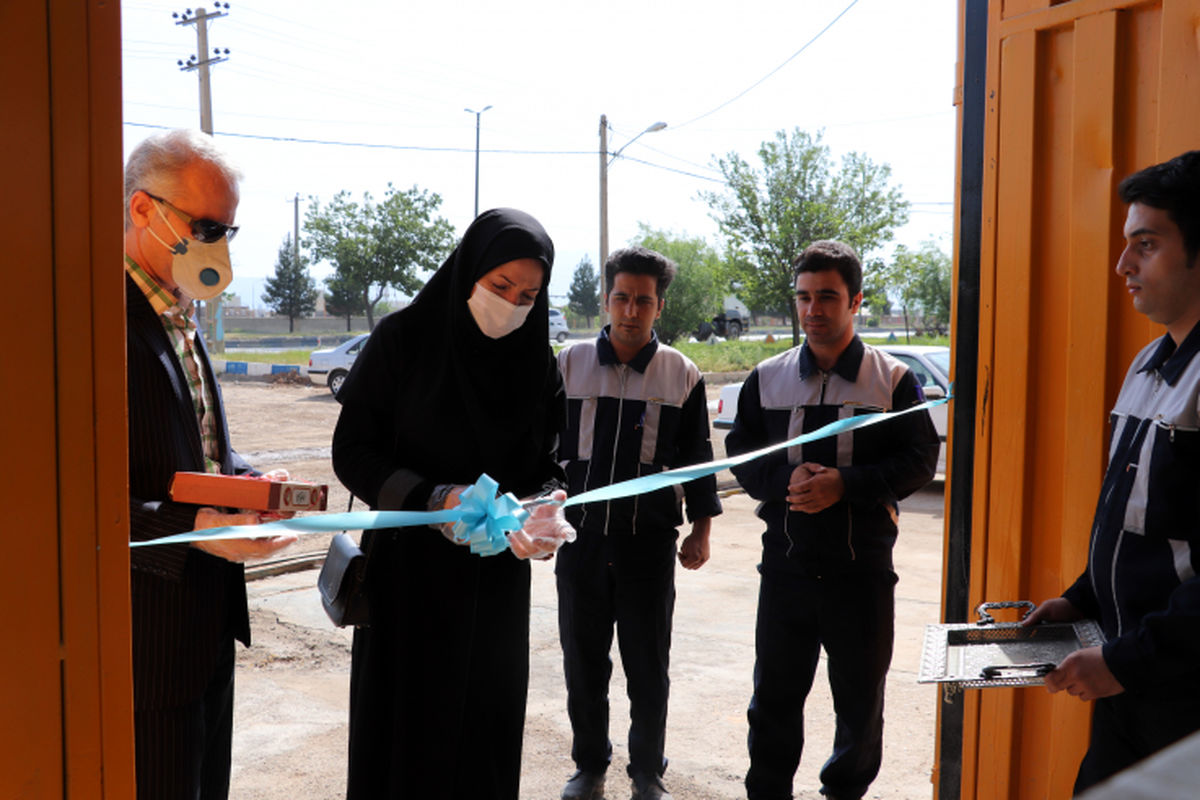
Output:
[
  {"xmin": 712, "ymin": 343, "xmax": 951, "ymax": 471},
  {"xmin": 307, "ymin": 333, "xmax": 369, "ymax": 396},
  {"xmin": 549, "ymin": 308, "xmax": 569, "ymax": 343}
]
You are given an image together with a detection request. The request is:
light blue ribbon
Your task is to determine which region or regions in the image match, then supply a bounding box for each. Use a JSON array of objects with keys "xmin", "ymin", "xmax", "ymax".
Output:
[
  {"xmin": 562, "ymin": 394, "xmax": 945, "ymax": 506},
  {"xmin": 131, "ymin": 395, "xmax": 948, "ymax": 553},
  {"xmin": 130, "ymin": 507, "xmax": 461, "ymax": 548}
]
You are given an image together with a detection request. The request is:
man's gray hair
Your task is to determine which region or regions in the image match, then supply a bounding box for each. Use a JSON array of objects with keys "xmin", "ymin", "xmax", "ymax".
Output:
[{"xmin": 123, "ymin": 129, "xmax": 242, "ymax": 226}]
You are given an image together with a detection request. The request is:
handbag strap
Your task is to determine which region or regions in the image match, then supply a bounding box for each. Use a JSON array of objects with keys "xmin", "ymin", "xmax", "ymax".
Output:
[{"xmin": 345, "ymin": 493, "xmax": 376, "ymax": 558}]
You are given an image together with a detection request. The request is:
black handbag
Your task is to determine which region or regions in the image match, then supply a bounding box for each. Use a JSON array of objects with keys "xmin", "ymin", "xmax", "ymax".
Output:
[{"xmin": 318, "ymin": 498, "xmax": 370, "ymax": 627}]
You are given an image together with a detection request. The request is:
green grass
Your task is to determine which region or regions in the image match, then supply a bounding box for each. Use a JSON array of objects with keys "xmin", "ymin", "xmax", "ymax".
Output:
[
  {"xmin": 675, "ymin": 333, "xmax": 950, "ymax": 373},
  {"xmin": 864, "ymin": 334, "xmax": 951, "ymax": 347},
  {"xmin": 218, "ymin": 349, "xmax": 313, "ymax": 365},
  {"xmin": 675, "ymin": 340, "xmax": 794, "ymax": 372}
]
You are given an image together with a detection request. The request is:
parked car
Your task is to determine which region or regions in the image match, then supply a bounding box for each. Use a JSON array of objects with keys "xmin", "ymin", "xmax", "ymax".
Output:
[
  {"xmin": 711, "ymin": 343, "xmax": 951, "ymax": 472},
  {"xmin": 695, "ymin": 306, "xmax": 748, "ymax": 341},
  {"xmin": 549, "ymin": 308, "xmax": 569, "ymax": 343},
  {"xmin": 307, "ymin": 333, "xmax": 369, "ymax": 396}
]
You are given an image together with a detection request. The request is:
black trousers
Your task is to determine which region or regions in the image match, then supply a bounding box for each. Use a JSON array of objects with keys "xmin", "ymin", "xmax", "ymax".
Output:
[
  {"xmin": 1075, "ymin": 689, "xmax": 1200, "ymax": 794},
  {"xmin": 556, "ymin": 532, "xmax": 677, "ymax": 779},
  {"xmin": 135, "ymin": 638, "xmax": 236, "ymax": 800},
  {"xmin": 745, "ymin": 567, "xmax": 896, "ymax": 800}
]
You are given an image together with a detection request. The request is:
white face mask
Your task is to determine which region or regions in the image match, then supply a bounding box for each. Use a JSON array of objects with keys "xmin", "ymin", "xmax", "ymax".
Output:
[
  {"xmin": 147, "ymin": 203, "xmax": 233, "ymax": 301},
  {"xmin": 468, "ymin": 282, "xmax": 534, "ymax": 339}
]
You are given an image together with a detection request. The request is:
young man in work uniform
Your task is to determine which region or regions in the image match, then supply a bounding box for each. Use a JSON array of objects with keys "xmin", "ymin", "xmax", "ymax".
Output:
[
  {"xmin": 555, "ymin": 246, "xmax": 722, "ymax": 800},
  {"xmin": 726, "ymin": 240, "xmax": 939, "ymax": 800},
  {"xmin": 1027, "ymin": 150, "xmax": 1200, "ymax": 794}
]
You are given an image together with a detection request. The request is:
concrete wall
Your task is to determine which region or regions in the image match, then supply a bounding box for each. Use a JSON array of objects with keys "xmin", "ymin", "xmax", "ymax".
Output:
[{"xmin": 204, "ymin": 314, "xmax": 373, "ymax": 335}]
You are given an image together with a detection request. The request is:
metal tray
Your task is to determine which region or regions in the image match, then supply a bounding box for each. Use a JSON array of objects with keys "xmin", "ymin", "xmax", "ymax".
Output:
[{"xmin": 918, "ymin": 601, "xmax": 1105, "ymax": 690}]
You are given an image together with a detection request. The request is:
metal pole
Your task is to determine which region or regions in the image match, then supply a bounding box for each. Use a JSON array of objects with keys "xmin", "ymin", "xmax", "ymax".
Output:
[
  {"xmin": 294, "ymin": 194, "xmax": 300, "ymax": 263},
  {"xmin": 473, "ymin": 113, "xmax": 481, "ymax": 218},
  {"xmin": 465, "ymin": 106, "xmax": 491, "ymax": 220},
  {"xmin": 599, "ymin": 114, "xmax": 608, "ymax": 298}
]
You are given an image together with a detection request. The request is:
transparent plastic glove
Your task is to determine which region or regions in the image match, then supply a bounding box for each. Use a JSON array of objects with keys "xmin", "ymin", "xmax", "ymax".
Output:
[{"xmin": 509, "ymin": 490, "xmax": 575, "ymax": 560}]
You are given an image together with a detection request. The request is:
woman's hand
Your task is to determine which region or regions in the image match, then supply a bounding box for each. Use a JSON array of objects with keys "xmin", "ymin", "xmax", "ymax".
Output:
[{"xmin": 509, "ymin": 490, "xmax": 575, "ymax": 560}]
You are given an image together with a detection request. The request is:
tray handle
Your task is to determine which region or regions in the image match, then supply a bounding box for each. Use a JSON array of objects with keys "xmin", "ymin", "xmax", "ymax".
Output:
[
  {"xmin": 975, "ymin": 600, "xmax": 1035, "ymax": 626},
  {"xmin": 980, "ymin": 662, "xmax": 1056, "ymax": 681}
]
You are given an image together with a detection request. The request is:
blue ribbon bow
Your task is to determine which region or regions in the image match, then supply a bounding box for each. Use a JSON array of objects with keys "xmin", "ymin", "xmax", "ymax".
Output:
[{"xmin": 448, "ymin": 474, "xmax": 529, "ymax": 556}]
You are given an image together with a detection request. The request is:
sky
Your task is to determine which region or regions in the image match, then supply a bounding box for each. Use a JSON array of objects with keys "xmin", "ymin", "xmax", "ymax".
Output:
[{"xmin": 121, "ymin": 0, "xmax": 959, "ymax": 310}]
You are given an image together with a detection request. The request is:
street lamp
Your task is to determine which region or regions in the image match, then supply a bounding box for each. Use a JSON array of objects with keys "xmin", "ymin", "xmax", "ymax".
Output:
[
  {"xmin": 465, "ymin": 105, "xmax": 492, "ymax": 219},
  {"xmin": 599, "ymin": 115, "xmax": 667, "ymax": 286}
]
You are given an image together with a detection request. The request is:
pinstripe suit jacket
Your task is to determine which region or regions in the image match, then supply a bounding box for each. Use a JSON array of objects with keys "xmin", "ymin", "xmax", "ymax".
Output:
[{"xmin": 126, "ymin": 275, "xmax": 252, "ymax": 710}]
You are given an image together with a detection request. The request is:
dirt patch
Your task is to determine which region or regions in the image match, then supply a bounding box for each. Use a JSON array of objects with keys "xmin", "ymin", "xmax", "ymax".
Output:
[{"xmin": 242, "ymin": 608, "xmax": 351, "ymax": 672}]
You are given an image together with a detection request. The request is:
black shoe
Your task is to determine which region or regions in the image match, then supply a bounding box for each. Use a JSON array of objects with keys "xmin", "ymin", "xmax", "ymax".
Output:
[
  {"xmin": 630, "ymin": 772, "xmax": 672, "ymax": 800},
  {"xmin": 562, "ymin": 770, "xmax": 606, "ymax": 800}
]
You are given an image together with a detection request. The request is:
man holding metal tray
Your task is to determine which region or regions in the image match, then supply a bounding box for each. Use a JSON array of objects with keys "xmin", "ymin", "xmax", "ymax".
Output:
[{"xmin": 1026, "ymin": 150, "xmax": 1200, "ymax": 794}]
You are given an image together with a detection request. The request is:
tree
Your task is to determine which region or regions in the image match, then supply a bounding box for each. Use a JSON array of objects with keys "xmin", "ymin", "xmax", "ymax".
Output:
[
  {"xmin": 702, "ymin": 128, "xmax": 909, "ymax": 344},
  {"xmin": 260, "ymin": 234, "xmax": 318, "ymax": 333},
  {"xmin": 324, "ymin": 272, "xmax": 366, "ymax": 332},
  {"xmin": 567, "ymin": 255, "xmax": 601, "ymax": 328},
  {"xmin": 868, "ymin": 241, "xmax": 952, "ymax": 339},
  {"xmin": 630, "ymin": 224, "xmax": 723, "ymax": 345},
  {"xmin": 304, "ymin": 183, "xmax": 455, "ymax": 330},
  {"xmin": 860, "ymin": 257, "xmax": 893, "ymax": 321}
]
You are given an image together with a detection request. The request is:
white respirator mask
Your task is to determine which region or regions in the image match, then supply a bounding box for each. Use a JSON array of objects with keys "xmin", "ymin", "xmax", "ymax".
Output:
[
  {"xmin": 467, "ymin": 282, "xmax": 534, "ymax": 339},
  {"xmin": 146, "ymin": 198, "xmax": 234, "ymax": 301}
]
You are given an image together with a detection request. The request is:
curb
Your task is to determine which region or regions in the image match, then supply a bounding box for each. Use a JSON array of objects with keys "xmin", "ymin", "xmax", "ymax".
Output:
[{"xmin": 213, "ymin": 359, "xmax": 311, "ymax": 383}]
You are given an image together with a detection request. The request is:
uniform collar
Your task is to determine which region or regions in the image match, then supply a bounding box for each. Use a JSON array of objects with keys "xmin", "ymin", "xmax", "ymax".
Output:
[
  {"xmin": 1137, "ymin": 318, "xmax": 1200, "ymax": 386},
  {"xmin": 596, "ymin": 324, "xmax": 659, "ymax": 373},
  {"xmin": 798, "ymin": 334, "xmax": 864, "ymax": 382}
]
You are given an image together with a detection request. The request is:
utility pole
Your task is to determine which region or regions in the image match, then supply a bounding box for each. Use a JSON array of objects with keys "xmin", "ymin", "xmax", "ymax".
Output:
[
  {"xmin": 174, "ymin": 4, "xmax": 231, "ymax": 135},
  {"xmin": 175, "ymin": 4, "xmax": 231, "ymax": 349},
  {"xmin": 465, "ymin": 106, "xmax": 492, "ymax": 219},
  {"xmin": 598, "ymin": 115, "xmax": 666, "ymax": 300},
  {"xmin": 294, "ymin": 194, "xmax": 301, "ymax": 265}
]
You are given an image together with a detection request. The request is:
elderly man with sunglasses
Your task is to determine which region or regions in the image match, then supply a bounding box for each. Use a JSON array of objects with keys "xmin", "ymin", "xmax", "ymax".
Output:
[{"xmin": 124, "ymin": 129, "xmax": 296, "ymax": 799}]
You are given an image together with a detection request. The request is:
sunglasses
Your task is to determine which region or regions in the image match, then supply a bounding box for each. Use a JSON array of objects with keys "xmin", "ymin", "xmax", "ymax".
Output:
[{"xmin": 144, "ymin": 192, "xmax": 239, "ymax": 243}]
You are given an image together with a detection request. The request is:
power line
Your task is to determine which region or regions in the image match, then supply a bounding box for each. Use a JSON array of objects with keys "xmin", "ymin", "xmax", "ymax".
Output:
[
  {"xmin": 615, "ymin": 154, "xmax": 726, "ymax": 184},
  {"xmin": 607, "ymin": 123, "xmax": 724, "ymax": 177},
  {"xmin": 122, "ymin": 121, "xmax": 729, "ymax": 187},
  {"xmin": 122, "ymin": 119, "xmax": 951, "ymax": 197},
  {"xmin": 673, "ymin": 0, "xmax": 862, "ymax": 130},
  {"xmin": 122, "ymin": 121, "xmax": 591, "ymax": 156}
]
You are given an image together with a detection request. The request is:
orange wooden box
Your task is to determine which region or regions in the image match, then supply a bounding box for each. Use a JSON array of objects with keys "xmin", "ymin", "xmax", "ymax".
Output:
[{"xmin": 169, "ymin": 472, "xmax": 328, "ymax": 512}]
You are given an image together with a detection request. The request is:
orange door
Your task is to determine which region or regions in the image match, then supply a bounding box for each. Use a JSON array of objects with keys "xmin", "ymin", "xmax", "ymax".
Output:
[
  {"xmin": 946, "ymin": 1, "xmax": 1200, "ymax": 797},
  {"xmin": 0, "ymin": 1, "xmax": 132, "ymax": 797}
]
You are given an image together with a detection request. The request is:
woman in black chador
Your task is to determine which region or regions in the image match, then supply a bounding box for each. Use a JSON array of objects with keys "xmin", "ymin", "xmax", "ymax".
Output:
[{"xmin": 332, "ymin": 208, "xmax": 569, "ymax": 799}]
